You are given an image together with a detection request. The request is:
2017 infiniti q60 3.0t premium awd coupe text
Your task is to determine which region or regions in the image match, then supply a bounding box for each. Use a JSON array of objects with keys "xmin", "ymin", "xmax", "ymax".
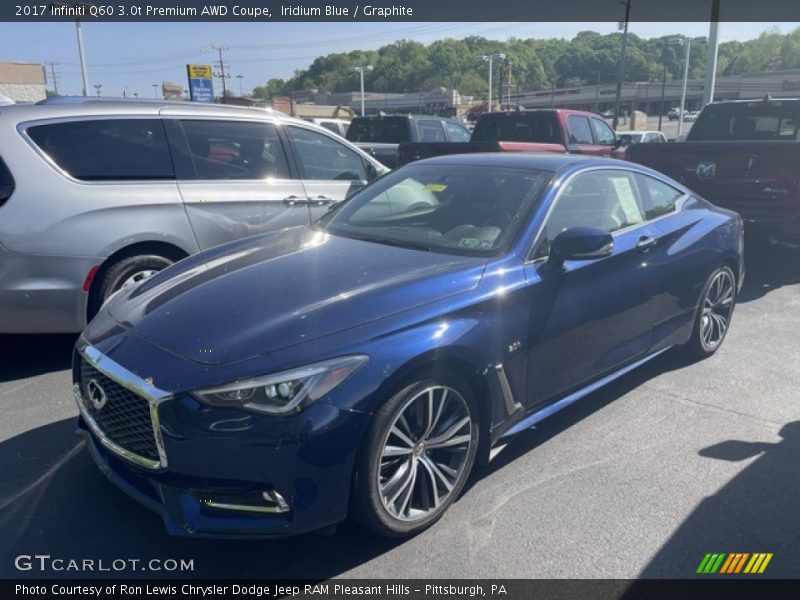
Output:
[{"xmin": 73, "ymin": 154, "xmax": 744, "ymax": 538}]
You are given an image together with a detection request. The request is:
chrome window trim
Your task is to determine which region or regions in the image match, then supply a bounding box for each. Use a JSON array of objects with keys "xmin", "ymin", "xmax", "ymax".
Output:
[
  {"xmin": 525, "ymin": 165, "xmax": 690, "ymax": 263},
  {"xmin": 75, "ymin": 343, "xmax": 170, "ymax": 470}
]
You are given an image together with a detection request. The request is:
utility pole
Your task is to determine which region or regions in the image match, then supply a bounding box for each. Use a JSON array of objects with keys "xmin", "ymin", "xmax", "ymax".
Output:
[
  {"xmin": 702, "ymin": 0, "xmax": 721, "ymax": 107},
  {"xmin": 594, "ymin": 68, "xmax": 601, "ymax": 113},
  {"xmin": 46, "ymin": 62, "xmax": 60, "ymax": 96},
  {"xmin": 658, "ymin": 44, "xmax": 668, "ymax": 132},
  {"xmin": 612, "ymin": 0, "xmax": 632, "ymax": 131},
  {"xmin": 209, "ymin": 45, "xmax": 230, "ymax": 98},
  {"xmin": 497, "ymin": 60, "xmax": 505, "ymax": 111}
]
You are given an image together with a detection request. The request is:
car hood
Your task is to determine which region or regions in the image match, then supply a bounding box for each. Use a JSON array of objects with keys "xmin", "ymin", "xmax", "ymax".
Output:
[{"xmin": 108, "ymin": 227, "xmax": 486, "ymax": 365}]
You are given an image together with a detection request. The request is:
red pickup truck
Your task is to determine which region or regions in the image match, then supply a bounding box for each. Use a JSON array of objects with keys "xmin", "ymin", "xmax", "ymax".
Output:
[
  {"xmin": 397, "ymin": 109, "xmax": 618, "ymax": 166},
  {"xmin": 627, "ymin": 97, "xmax": 800, "ymax": 245}
]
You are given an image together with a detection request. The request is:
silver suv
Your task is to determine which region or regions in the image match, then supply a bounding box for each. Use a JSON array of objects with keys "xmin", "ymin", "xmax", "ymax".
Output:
[{"xmin": 0, "ymin": 98, "xmax": 387, "ymax": 334}]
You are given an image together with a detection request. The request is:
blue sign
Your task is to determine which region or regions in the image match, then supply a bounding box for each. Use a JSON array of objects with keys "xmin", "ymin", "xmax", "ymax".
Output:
[
  {"xmin": 189, "ymin": 78, "xmax": 214, "ymax": 103},
  {"xmin": 187, "ymin": 64, "xmax": 214, "ymax": 103}
]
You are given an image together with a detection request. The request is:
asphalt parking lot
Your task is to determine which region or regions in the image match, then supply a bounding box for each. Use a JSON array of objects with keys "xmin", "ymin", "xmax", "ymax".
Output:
[{"xmin": 1, "ymin": 239, "xmax": 798, "ymax": 580}]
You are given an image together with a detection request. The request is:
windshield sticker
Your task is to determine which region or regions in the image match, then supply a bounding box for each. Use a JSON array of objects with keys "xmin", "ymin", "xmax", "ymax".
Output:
[
  {"xmin": 478, "ymin": 240, "xmax": 494, "ymax": 249},
  {"xmin": 425, "ymin": 183, "xmax": 448, "ymax": 192},
  {"xmin": 609, "ymin": 176, "xmax": 644, "ymax": 224},
  {"xmin": 458, "ymin": 238, "xmax": 479, "ymax": 248}
]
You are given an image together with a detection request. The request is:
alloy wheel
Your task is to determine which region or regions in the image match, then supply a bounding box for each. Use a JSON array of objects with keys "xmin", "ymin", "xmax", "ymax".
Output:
[
  {"xmin": 119, "ymin": 269, "xmax": 159, "ymax": 290},
  {"xmin": 377, "ymin": 385, "xmax": 473, "ymax": 522},
  {"xmin": 700, "ymin": 269, "xmax": 735, "ymax": 350}
]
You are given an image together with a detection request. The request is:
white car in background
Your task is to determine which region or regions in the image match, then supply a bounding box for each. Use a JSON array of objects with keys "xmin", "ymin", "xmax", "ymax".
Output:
[
  {"xmin": 305, "ymin": 118, "xmax": 351, "ymax": 137},
  {"xmin": 616, "ymin": 130, "xmax": 667, "ymax": 145}
]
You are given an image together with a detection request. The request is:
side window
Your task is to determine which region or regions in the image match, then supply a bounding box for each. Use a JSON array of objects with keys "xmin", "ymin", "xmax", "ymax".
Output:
[
  {"xmin": 417, "ymin": 120, "xmax": 447, "ymax": 142},
  {"xmin": 180, "ymin": 120, "xmax": 290, "ymax": 180},
  {"xmin": 534, "ymin": 170, "xmax": 646, "ymax": 258},
  {"xmin": 567, "ymin": 116, "xmax": 595, "ymax": 145},
  {"xmin": 636, "ymin": 174, "xmax": 683, "ymax": 220},
  {"xmin": 27, "ymin": 119, "xmax": 173, "ymax": 181},
  {"xmin": 590, "ymin": 118, "xmax": 616, "ymax": 145},
  {"xmin": 445, "ymin": 121, "xmax": 471, "ymax": 142},
  {"xmin": 286, "ymin": 125, "xmax": 367, "ymax": 181}
]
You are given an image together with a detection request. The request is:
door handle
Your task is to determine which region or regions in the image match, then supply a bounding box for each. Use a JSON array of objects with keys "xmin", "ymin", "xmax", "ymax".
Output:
[
  {"xmin": 283, "ymin": 195, "xmax": 308, "ymax": 205},
  {"xmin": 636, "ymin": 235, "xmax": 657, "ymax": 251},
  {"xmin": 312, "ymin": 195, "xmax": 335, "ymax": 206}
]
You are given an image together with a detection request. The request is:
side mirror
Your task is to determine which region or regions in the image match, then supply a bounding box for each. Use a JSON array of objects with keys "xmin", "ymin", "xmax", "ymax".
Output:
[
  {"xmin": 549, "ymin": 227, "xmax": 613, "ymax": 265},
  {"xmin": 613, "ymin": 138, "xmax": 623, "ymax": 149}
]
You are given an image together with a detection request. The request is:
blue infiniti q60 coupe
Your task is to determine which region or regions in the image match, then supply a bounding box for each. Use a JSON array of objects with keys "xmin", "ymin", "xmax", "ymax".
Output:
[{"xmin": 73, "ymin": 154, "xmax": 743, "ymax": 538}]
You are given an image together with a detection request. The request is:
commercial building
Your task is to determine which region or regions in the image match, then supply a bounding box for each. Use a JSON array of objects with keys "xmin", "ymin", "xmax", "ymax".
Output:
[
  {"xmin": 515, "ymin": 69, "xmax": 800, "ymax": 114},
  {"xmin": 0, "ymin": 62, "xmax": 47, "ymax": 102},
  {"xmin": 289, "ymin": 87, "xmax": 473, "ymax": 117}
]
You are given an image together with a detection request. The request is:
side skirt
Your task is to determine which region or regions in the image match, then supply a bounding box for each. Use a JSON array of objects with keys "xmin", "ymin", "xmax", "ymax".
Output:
[{"xmin": 499, "ymin": 347, "xmax": 672, "ymax": 440}]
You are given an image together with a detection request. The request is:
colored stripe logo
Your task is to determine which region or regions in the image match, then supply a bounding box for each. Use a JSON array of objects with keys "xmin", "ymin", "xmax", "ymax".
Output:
[{"xmin": 697, "ymin": 553, "xmax": 773, "ymax": 574}]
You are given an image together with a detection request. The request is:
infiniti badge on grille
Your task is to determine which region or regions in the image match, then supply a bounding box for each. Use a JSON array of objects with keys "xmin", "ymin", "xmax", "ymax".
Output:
[{"xmin": 86, "ymin": 379, "xmax": 108, "ymax": 410}]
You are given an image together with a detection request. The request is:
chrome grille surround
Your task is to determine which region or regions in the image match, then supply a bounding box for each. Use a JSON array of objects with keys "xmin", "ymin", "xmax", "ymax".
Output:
[{"xmin": 74, "ymin": 343, "xmax": 170, "ymax": 470}]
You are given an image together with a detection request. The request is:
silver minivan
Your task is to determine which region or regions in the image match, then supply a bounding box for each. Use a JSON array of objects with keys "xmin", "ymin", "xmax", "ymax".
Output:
[{"xmin": 0, "ymin": 99, "xmax": 387, "ymax": 333}]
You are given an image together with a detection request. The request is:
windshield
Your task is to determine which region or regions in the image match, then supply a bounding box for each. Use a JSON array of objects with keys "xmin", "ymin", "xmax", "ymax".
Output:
[
  {"xmin": 688, "ymin": 103, "xmax": 800, "ymax": 141},
  {"xmin": 319, "ymin": 164, "xmax": 550, "ymax": 255},
  {"xmin": 471, "ymin": 113, "xmax": 560, "ymax": 143},
  {"xmin": 346, "ymin": 117, "xmax": 411, "ymax": 143}
]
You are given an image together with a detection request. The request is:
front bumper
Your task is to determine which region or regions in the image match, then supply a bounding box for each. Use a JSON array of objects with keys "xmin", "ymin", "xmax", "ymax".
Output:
[{"xmin": 74, "ymin": 346, "xmax": 371, "ymax": 538}]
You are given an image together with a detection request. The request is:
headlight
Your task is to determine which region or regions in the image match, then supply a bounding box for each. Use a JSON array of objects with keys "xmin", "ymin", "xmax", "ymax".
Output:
[{"xmin": 193, "ymin": 355, "xmax": 368, "ymax": 415}]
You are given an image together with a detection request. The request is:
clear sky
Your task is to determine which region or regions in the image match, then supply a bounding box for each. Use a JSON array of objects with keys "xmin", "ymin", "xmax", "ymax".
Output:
[{"xmin": 1, "ymin": 21, "xmax": 797, "ymax": 97}]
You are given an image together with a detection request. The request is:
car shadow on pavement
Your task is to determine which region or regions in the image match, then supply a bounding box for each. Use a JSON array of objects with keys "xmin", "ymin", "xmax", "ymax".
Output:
[
  {"xmin": 624, "ymin": 421, "xmax": 800, "ymax": 581},
  {"xmin": 0, "ymin": 418, "xmax": 403, "ymax": 580},
  {"xmin": 738, "ymin": 238, "xmax": 800, "ymax": 304},
  {"xmin": 0, "ymin": 334, "xmax": 76, "ymax": 383}
]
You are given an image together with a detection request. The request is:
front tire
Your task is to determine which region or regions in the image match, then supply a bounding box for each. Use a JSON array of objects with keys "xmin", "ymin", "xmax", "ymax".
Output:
[
  {"xmin": 681, "ymin": 265, "xmax": 737, "ymax": 360},
  {"xmin": 353, "ymin": 376, "xmax": 479, "ymax": 537}
]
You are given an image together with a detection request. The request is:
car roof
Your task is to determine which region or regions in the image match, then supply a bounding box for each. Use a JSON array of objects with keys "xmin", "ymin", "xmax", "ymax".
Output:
[{"xmin": 0, "ymin": 97, "xmax": 301, "ymax": 123}]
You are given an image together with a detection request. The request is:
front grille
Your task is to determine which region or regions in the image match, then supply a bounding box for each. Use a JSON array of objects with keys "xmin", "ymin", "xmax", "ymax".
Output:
[{"xmin": 79, "ymin": 358, "xmax": 159, "ymax": 462}]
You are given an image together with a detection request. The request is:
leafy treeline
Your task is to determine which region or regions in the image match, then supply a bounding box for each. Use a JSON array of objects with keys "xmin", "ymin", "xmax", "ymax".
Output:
[{"xmin": 251, "ymin": 27, "xmax": 800, "ymax": 100}]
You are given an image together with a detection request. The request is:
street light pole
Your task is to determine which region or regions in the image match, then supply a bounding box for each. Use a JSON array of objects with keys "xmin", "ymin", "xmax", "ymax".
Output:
[
  {"xmin": 75, "ymin": 19, "xmax": 89, "ymax": 96},
  {"xmin": 702, "ymin": 0, "xmax": 721, "ymax": 108},
  {"xmin": 657, "ymin": 45, "xmax": 668, "ymax": 132},
  {"xmin": 612, "ymin": 0, "xmax": 632, "ymax": 131},
  {"xmin": 479, "ymin": 53, "xmax": 505, "ymax": 112},
  {"xmin": 354, "ymin": 65, "xmax": 373, "ymax": 116},
  {"xmin": 677, "ymin": 37, "xmax": 707, "ymax": 138}
]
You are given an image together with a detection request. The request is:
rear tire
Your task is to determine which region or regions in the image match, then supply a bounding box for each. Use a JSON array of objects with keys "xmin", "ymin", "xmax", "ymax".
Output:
[
  {"xmin": 353, "ymin": 375, "xmax": 479, "ymax": 537},
  {"xmin": 89, "ymin": 254, "xmax": 173, "ymax": 318},
  {"xmin": 681, "ymin": 265, "xmax": 737, "ymax": 360}
]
